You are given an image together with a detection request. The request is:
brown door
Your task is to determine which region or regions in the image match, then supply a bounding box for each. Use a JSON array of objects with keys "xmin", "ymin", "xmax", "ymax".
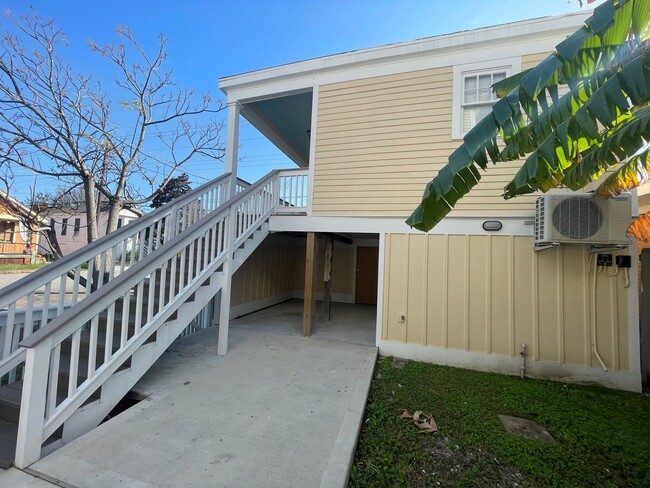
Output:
[{"xmin": 355, "ymin": 246, "xmax": 379, "ymax": 305}]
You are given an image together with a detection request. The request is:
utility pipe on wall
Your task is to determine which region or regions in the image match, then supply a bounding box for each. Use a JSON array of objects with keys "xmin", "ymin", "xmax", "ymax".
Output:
[{"xmin": 589, "ymin": 254, "xmax": 608, "ymax": 372}]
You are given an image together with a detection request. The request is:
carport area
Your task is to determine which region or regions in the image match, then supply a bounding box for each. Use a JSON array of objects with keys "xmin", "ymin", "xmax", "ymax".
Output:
[
  {"xmin": 232, "ymin": 298, "xmax": 376, "ymax": 346},
  {"xmin": 25, "ymin": 324, "xmax": 377, "ymax": 488}
]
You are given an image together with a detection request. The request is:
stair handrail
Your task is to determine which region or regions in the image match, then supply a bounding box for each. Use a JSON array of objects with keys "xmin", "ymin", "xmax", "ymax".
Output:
[
  {"xmin": 19, "ymin": 169, "xmax": 282, "ymax": 350},
  {"xmin": 14, "ymin": 169, "xmax": 281, "ymax": 467},
  {"xmin": 0, "ymin": 174, "xmax": 249, "ymax": 376}
]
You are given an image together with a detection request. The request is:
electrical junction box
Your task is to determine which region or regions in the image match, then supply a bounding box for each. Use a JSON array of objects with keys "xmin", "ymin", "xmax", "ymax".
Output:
[
  {"xmin": 615, "ymin": 255, "xmax": 632, "ymax": 268},
  {"xmin": 597, "ymin": 254, "xmax": 613, "ymax": 266}
]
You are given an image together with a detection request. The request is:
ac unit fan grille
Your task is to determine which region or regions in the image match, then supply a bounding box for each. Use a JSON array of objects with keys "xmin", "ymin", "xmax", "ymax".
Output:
[{"xmin": 552, "ymin": 197, "xmax": 604, "ymax": 239}]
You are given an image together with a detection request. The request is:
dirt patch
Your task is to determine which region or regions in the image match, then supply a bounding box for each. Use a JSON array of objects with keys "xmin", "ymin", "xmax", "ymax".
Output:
[{"xmin": 411, "ymin": 436, "xmax": 528, "ymax": 487}]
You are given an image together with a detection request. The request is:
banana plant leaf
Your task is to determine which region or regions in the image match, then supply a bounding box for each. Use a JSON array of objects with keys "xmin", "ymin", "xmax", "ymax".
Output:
[
  {"xmin": 504, "ymin": 52, "xmax": 650, "ymax": 198},
  {"xmin": 407, "ymin": 0, "xmax": 650, "ymax": 232},
  {"xmin": 627, "ymin": 209, "xmax": 650, "ymax": 241}
]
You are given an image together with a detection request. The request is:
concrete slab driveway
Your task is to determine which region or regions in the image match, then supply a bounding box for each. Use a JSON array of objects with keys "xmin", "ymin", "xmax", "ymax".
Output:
[{"xmin": 29, "ymin": 326, "xmax": 377, "ymax": 488}]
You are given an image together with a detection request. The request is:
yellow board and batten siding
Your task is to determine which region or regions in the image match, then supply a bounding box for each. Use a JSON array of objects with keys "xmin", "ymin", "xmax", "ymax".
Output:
[
  {"xmin": 313, "ymin": 54, "xmax": 546, "ymax": 217},
  {"xmin": 230, "ymin": 236, "xmax": 296, "ymax": 307},
  {"xmin": 383, "ymin": 234, "xmax": 630, "ymax": 372},
  {"xmin": 230, "ymin": 235, "xmax": 358, "ymax": 307}
]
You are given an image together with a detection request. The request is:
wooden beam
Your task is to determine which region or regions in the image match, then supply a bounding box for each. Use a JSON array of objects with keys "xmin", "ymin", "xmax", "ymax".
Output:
[
  {"xmin": 324, "ymin": 233, "xmax": 353, "ymax": 245},
  {"xmin": 303, "ymin": 232, "xmax": 318, "ymax": 336},
  {"xmin": 322, "ymin": 237, "xmax": 333, "ymax": 321}
]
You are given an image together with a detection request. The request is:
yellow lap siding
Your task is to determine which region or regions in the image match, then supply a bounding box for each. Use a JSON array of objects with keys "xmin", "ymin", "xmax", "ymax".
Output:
[
  {"xmin": 314, "ymin": 62, "xmax": 544, "ymax": 217},
  {"xmin": 382, "ymin": 234, "xmax": 631, "ymax": 372}
]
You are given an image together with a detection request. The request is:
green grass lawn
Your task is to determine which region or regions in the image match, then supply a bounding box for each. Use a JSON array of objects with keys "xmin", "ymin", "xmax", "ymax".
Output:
[
  {"xmin": 350, "ymin": 357, "xmax": 650, "ymax": 488},
  {"xmin": 0, "ymin": 262, "xmax": 48, "ymax": 272}
]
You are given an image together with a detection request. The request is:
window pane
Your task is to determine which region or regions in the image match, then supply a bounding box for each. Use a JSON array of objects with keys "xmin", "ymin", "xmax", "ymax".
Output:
[
  {"xmin": 493, "ymin": 71, "xmax": 506, "ymax": 83},
  {"xmin": 463, "ymin": 76, "xmax": 477, "ymax": 103},
  {"xmin": 478, "ymin": 74, "xmax": 492, "ymax": 102},
  {"xmin": 460, "ymin": 69, "xmax": 511, "ymax": 134},
  {"xmin": 463, "ymin": 104, "xmax": 493, "ymax": 132}
]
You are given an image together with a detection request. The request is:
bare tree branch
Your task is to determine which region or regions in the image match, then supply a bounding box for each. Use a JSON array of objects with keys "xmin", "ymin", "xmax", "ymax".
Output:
[{"xmin": 0, "ymin": 10, "xmax": 226, "ymax": 265}]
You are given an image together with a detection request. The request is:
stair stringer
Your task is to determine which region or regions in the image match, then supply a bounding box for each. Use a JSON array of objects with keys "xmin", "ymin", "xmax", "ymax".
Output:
[
  {"xmin": 232, "ymin": 222, "xmax": 269, "ymax": 272},
  {"xmin": 55, "ymin": 269, "xmax": 224, "ymax": 448}
]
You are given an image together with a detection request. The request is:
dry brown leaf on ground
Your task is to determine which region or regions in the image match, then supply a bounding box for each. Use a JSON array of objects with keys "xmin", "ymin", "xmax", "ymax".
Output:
[{"xmin": 400, "ymin": 409, "xmax": 438, "ymax": 433}]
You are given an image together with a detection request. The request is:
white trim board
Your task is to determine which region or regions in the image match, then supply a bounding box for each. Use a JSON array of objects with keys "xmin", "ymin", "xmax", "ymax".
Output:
[
  {"xmin": 220, "ymin": 12, "xmax": 588, "ymax": 101},
  {"xmin": 376, "ymin": 233, "xmax": 386, "ymax": 347},
  {"xmin": 306, "ymin": 85, "xmax": 319, "ymax": 215},
  {"xmin": 270, "ymin": 215, "xmax": 537, "ymax": 236},
  {"xmin": 378, "ymin": 340, "xmax": 642, "ymax": 392}
]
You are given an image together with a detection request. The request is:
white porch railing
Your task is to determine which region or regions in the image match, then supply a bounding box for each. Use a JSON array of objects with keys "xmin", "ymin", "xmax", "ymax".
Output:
[
  {"xmin": 276, "ymin": 169, "xmax": 309, "ymax": 213},
  {"xmin": 0, "ymin": 175, "xmax": 249, "ymax": 383},
  {"xmin": 12, "ymin": 168, "xmax": 304, "ymax": 467}
]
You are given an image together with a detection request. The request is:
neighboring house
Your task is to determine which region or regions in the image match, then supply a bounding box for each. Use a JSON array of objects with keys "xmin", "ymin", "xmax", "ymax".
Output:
[
  {"xmin": 0, "ymin": 192, "xmax": 43, "ymax": 264},
  {"xmin": 216, "ymin": 10, "xmax": 643, "ymax": 392},
  {"xmin": 40, "ymin": 204, "xmax": 143, "ymax": 257}
]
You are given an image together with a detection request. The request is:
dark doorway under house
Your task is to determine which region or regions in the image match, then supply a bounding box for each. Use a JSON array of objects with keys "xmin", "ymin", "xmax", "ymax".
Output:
[{"xmin": 356, "ymin": 246, "xmax": 379, "ymax": 305}]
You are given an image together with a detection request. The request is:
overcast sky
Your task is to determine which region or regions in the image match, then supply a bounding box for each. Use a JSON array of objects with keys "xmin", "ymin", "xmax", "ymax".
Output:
[{"xmin": 3, "ymin": 0, "xmax": 597, "ymax": 200}]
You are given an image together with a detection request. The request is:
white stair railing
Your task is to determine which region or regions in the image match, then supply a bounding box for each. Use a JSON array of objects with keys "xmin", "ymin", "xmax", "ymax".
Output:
[
  {"xmin": 13, "ymin": 169, "xmax": 286, "ymax": 468},
  {"xmin": 0, "ymin": 175, "xmax": 249, "ymax": 382}
]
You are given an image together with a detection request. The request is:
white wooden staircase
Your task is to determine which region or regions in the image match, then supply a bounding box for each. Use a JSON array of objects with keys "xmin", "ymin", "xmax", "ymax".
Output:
[{"xmin": 0, "ymin": 169, "xmax": 307, "ymax": 468}]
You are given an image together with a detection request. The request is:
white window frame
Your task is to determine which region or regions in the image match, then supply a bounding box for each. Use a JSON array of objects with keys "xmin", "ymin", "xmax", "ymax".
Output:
[{"xmin": 451, "ymin": 57, "xmax": 521, "ymax": 140}]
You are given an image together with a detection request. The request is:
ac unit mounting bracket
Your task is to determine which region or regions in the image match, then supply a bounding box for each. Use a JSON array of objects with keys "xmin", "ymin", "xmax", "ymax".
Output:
[
  {"xmin": 587, "ymin": 244, "xmax": 628, "ymax": 254},
  {"xmin": 534, "ymin": 243, "xmax": 629, "ymax": 253},
  {"xmin": 533, "ymin": 242, "xmax": 560, "ymax": 252}
]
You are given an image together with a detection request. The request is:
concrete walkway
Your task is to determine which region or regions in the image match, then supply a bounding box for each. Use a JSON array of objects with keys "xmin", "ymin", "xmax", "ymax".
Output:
[
  {"xmin": 232, "ymin": 299, "xmax": 376, "ymax": 346},
  {"xmin": 27, "ymin": 326, "xmax": 377, "ymax": 488}
]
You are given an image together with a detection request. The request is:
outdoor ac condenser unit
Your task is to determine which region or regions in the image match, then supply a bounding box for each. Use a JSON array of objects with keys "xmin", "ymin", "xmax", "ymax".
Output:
[{"xmin": 534, "ymin": 193, "xmax": 631, "ymax": 246}]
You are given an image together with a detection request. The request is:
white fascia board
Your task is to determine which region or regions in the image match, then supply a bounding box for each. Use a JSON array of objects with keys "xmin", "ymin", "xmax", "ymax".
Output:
[
  {"xmin": 219, "ymin": 12, "xmax": 589, "ymax": 102},
  {"xmin": 269, "ymin": 215, "xmax": 536, "ymax": 236}
]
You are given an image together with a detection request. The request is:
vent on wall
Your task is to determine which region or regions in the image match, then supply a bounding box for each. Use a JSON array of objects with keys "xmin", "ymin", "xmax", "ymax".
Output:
[{"xmin": 534, "ymin": 193, "xmax": 631, "ymax": 247}]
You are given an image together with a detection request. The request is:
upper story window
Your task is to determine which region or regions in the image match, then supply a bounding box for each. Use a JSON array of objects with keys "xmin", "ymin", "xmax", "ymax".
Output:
[
  {"xmin": 452, "ymin": 58, "xmax": 520, "ymax": 140},
  {"xmin": 61, "ymin": 218, "xmax": 68, "ymax": 236},
  {"xmin": 461, "ymin": 70, "xmax": 506, "ymax": 133},
  {"xmin": 73, "ymin": 218, "xmax": 81, "ymax": 236}
]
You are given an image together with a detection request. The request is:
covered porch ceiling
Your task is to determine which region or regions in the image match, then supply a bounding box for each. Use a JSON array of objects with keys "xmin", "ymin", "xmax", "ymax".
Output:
[{"xmin": 240, "ymin": 90, "xmax": 313, "ymax": 168}]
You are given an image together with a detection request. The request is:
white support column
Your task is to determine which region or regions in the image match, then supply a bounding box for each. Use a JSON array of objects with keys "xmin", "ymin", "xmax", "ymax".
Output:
[
  {"xmin": 216, "ymin": 100, "xmax": 241, "ymax": 356},
  {"xmin": 217, "ymin": 210, "xmax": 236, "ymax": 356},
  {"xmin": 15, "ymin": 341, "xmax": 51, "ymax": 468},
  {"xmin": 224, "ymin": 101, "xmax": 241, "ymax": 200}
]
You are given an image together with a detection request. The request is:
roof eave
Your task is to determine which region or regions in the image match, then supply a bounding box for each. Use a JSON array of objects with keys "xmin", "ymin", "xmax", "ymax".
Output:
[{"xmin": 219, "ymin": 10, "xmax": 590, "ymax": 94}]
